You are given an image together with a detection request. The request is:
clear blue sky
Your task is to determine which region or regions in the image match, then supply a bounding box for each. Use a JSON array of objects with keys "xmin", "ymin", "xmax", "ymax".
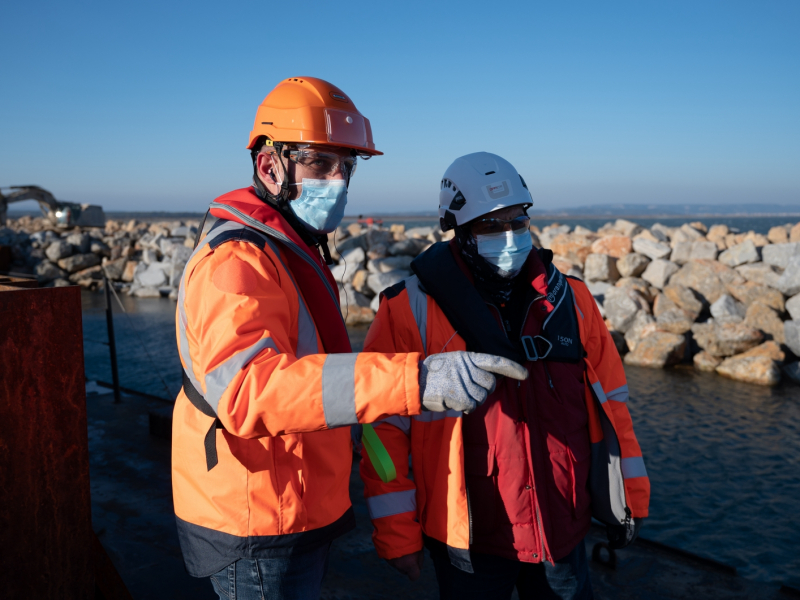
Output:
[{"xmin": 1, "ymin": 1, "xmax": 798, "ymax": 214}]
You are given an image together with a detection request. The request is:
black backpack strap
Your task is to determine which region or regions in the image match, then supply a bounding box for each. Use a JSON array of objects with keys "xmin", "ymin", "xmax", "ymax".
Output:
[
  {"xmin": 411, "ymin": 242, "xmax": 526, "ymax": 364},
  {"xmin": 182, "ymin": 371, "xmax": 224, "ymax": 471}
]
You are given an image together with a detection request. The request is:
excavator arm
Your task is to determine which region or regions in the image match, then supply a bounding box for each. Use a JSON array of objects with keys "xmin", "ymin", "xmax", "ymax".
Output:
[{"xmin": 0, "ymin": 186, "xmax": 105, "ymax": 228}]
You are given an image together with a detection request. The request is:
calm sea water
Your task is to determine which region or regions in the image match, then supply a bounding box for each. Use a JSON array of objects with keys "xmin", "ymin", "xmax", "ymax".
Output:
[{"xmin": 81, "ymin": 291, "xmax": 800, "ymax": 589}]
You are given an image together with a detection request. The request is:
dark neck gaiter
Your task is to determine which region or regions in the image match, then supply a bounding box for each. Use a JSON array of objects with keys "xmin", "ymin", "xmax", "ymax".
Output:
[{"xmin": 454, "ymin": 225, "xmax": 521, "ymax": 304}]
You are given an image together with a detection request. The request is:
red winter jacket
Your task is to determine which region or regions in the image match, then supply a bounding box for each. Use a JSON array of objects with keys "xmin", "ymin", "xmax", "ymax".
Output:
[{"xmin": 359, "ymin": 241, "xmax": 649, "ymax": 571}]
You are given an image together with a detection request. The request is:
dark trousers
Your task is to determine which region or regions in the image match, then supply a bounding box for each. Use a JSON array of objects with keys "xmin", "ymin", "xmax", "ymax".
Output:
[{"xmin": 425, "ymin": 537, "xmax": 593, "ymax": 600}]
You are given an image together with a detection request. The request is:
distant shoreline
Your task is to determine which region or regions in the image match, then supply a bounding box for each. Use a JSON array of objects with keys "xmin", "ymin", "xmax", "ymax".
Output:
[{"xmin": 7, "ymin": 210, "xmax": 800, "ymax": 223}]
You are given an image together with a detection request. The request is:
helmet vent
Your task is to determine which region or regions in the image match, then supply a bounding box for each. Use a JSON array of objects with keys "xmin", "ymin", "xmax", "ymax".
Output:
[{"xmin": 485, "ymin": 171, "xmax": 495, "ymax": 175}]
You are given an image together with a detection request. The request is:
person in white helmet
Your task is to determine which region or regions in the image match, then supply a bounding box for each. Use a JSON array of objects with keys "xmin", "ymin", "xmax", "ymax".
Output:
[{"xmin": 359, "ymin": 153, "xmax": 649, "ymax": 599}]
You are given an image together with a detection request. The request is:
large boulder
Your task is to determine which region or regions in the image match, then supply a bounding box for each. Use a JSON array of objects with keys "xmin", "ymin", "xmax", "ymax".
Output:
[
  {"xmin": 641, "ymin": 259, "xmax": 678, "ymax": 289},
  {"xmin": 762, "ymin": 242, "xmax": 800, "ymax": 269},
  {"xmin": 632, "ymin": 238, "xmax": 671, "ymax": 261},
  {"xmin": 590, "ymin": 236, "xmax": 632, "ymax": 258},
  {"xmin": 707, "ymin": 224, "xmax": 729, "ymax": 243},
  {"xmin": 367, "ymin": 270, "xmax": 410, "ymax": 296},
  {"xmin": 663, "ymin": 284, "xmax": 704, "ymax": 319},
  {"xmin": 744, "ymin": 302, "xmax": 785, "ymax": 343},
  {"xmin": 335, "ymin": 233, "xmax": 368, "ymax": 255},
  {"xmin": 583, "ymin": 253, "xmax": 620, "ymax": 282},
  {"xmin": 550, "ymin": 233, "xmax": 597, "ymax": 266},
  {"xmin": 615, "ymin": 277, "xmax": 656, "ymax": 304},
  {"xmin": 351, "ymin": 269, "xmax": 370, "ymax": 294},
  {"xmin": 737, "ymin": 340, "xmax": 785, "ymax": 362},
  {"xmin": 669, "ymin": 260, "xmax": 743, "ymax": 305},
  {"xmin": 735, "ymin": 262, "xmax": 781, "ymax": 288},
  {"xmin": 718, "ymin": 240, "xmax": 759, "ymax": 267},
  {"xmin": 34, "ymin": 260, "xmax": 68, "ymax": 282},
  {"xmin": 726, "ymin": 282, "xmax": 785, "ymax": 312},
  {"xmin": 617, "ymin": 253, "xmax": 650, "ymax": 278},
  {"xmin": 371, "ymin": 255, "xmax": 414, "ymax": 274},
  {"xmin": 121, "ymin": 260, "xmax": 138, "ymax": 282},
  {"xmin": 69, "ymin": 265, "xmax": 104, "ymax": 286},
  {"xmin": 623, "ymin": 332, "xmax": 686, "ymax": 368},
  {"xmin": 693, "ymin": 351, "xmax": 721, "ymax": 372},
  {"xmin": 614, "ymin": 219, "xmax": 643, "ymax": 237},
  {"xmin": 656, "ymin": 308, "xmax": 694, "ymax": 334},
  {"xmin": 45, "ymin": 240, "xmax": 73, "ymax": 262},
  {"xmin": 102, "ymin": 257, "xmax": 128, "ymax": 281},
  {"xmin": 776, "ymin": 255, "xmax": 800, "ymax": 297},
  {"xmin": 767, "ymin": 226, "xmax": 789, "ymax": 245},
  {"xmin": 709, "ymin": 294, "xmax": 746, "ymax": 322},
  {"xmin": 603, "ymin": 286, "xmax": 649, "ymax": 333},
  {"xmin": 691, "ymin": 321, "xmax": 764, "ymax": 357},
  {"xmin": 90, "ymin": 238, "xmax": 111, "ymax": 256},
  {"xmin": 624, "ymin": 312, "xmax": 658, "ymax": 352},
  {"xmin": 389, "ymin": 238, "xmax": 430, "ymax": 257},
  {"xmin": 716, "ymin": 355, "xmax": 781, "ymax": 386},
  {"xmin": 65, "ymin": 232, "xmax": 91, "ymax": 254},
  {"xmin": 690, "ymin": 241, "xmax": 719, "ymax": 261},
  {"xmin": 651, "ymin": 223, "xmax": 673, "ymax": 241},
  {"xmin": 539, "ymin": 224, "xmax": 571, "ymax": 249},
  {"xmin": 57, "ymin": 252, "xmax": 101, "ymax": 274},
  {"xmin": 669, "ymin": 242, "xmax": 693, "ymax": 265},
  {"xmin": 653, "ymin": 293, "xmax": 680, "ymax": 318},
  {"xmin": 137, "ymin": 262, "xmax": 169, "ymax": 288},
  {"xmin": 785, "ymin": 320, "xmax": 800, "ymax": 357}
]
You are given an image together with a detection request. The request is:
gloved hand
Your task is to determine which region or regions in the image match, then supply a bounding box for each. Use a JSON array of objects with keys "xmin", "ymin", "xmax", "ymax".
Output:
[
  {"xmin": 419, "ymin": 351, "xmax": 528, "ymax": 413},
  {"xmin": 606, "ymin": 517, "xmax": 642, "ymax": 549}
]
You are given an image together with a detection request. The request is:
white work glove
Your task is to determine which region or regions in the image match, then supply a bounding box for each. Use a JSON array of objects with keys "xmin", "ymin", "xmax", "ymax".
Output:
[{"xmin": 419, "ymin": 351, "xmax": 528, "ymax": 414}]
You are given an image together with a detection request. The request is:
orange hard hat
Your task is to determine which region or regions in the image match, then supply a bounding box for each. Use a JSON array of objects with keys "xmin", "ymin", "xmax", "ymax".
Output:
[{"xmin": 248, "ymin": 77, "xmax": 382, "ymax": 155}]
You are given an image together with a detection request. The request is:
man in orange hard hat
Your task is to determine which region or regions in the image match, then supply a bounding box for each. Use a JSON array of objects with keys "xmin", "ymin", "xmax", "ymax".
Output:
[{"xmin": 172, "ymin": 78, "xmax": 528, "ymax": 598}]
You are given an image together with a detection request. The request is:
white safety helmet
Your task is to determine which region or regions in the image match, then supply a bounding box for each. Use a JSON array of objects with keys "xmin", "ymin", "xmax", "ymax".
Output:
[{"xmin": 439, "ymin": 152, "xmax": 533, "ymax": 232}]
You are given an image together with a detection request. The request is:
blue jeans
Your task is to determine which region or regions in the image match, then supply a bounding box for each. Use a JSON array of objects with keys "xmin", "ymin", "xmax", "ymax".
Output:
[
  {"xmin": 426, "ymin": 537, "xmax": 593, "ymax": 600},
  {"xmin": 209, "ymin": 543, "xmax": 331, "ymax": 600}
]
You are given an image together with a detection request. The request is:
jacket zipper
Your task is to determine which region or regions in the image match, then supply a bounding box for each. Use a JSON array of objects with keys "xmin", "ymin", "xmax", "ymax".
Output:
[
  {"xmin": 466, "ymin": 482, "xmax": 474, "ymax": 545},
  {"xmin": 209, "ymin": 203, "xmax": 343, "ymax": 319},
  {"xmin": 486, "ymin": 296, "xmax": 532, "ymax": 423}
]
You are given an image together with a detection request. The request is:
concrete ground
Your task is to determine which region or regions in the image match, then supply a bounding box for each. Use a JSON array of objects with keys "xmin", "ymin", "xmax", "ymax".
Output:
[{"xmin": 86, "ymin": 389, "xmax": 793, "ymax": 599}]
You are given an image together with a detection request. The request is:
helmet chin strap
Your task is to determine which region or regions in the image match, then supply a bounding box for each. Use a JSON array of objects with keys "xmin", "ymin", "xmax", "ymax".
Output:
[{"xmin": 251, "ymin": 145, "xmax": 335, "ymax": 265}]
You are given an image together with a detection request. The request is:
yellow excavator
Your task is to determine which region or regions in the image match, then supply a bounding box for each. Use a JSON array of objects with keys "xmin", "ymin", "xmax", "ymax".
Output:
[{"xmin": 0, "ymin": 185, "xmax": 105, "ymax": 228}]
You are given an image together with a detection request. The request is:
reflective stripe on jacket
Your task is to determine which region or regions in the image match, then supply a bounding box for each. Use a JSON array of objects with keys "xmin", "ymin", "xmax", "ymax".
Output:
[
  {"xmin": 359, "ymin": 243, "xmax": 649, "ymax": 571},
  {"xmin": 172, "ymin": 188, "xmax": 422, "ymax": 577}
]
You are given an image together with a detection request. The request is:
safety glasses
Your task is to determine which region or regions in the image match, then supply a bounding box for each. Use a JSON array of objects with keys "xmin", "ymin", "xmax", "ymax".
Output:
[
  {"xmin": 284, "ymin": 149, "xmax": 358, "ymax": 178},
  {"xmin": 471, "ymin": 215, "xmax": 531, "ymax": 236}
]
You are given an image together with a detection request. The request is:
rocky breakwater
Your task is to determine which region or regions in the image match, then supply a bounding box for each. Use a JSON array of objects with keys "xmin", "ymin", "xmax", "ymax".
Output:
[
  {"xmin": 0, "ymin": 215, "xmax": 200, "ymax": 299},
  {"xmin": 5, "ymin": 213, "xmax": 800, "ymax": 387},
  {"xmin": 537, "ymin": 219, "xmax": 800, "ymax": 386}
]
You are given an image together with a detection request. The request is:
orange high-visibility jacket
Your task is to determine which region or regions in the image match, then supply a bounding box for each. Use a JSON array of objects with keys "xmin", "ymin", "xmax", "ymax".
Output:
[
  {"xmin": 360, "ymin": 243, "xmax": 649, "ymax": 571},
  {"xmin": 172, "ymin": 188, "xmax": 422, "ymax": 577}
]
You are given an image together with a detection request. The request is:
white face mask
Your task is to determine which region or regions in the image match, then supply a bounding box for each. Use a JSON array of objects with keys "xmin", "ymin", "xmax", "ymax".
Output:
[{"xmin": 476, "ymin": 229, "xmax": 533, "ymax": 276}]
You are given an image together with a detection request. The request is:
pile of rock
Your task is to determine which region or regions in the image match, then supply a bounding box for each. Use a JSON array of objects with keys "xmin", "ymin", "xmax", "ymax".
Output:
[
  {"xmin": 538, "ymin": 219, "xmax": 800, "ymax": 386},
  {"xmin": 4, "ymin": 213, "xmax": 800, "ymax": 386},
  {"xmin": 1, "ymin": 215, "xmax": 199, "ymax": 299}
]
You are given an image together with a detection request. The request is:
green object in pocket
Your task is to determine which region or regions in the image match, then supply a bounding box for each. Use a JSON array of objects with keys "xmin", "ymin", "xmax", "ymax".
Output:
[{"xmin": 361, "ymin": 423, "xmax": 397, "ymax": 483}]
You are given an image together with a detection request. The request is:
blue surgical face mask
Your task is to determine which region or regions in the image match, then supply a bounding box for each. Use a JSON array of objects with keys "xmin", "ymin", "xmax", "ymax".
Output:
[
  {"xmin": 476, "ymin": 229, "xmax": 532, "ymax": 276},
  {"xmin": 288, "ymin": 178, "xmax": 348, "ymax": 234}
]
